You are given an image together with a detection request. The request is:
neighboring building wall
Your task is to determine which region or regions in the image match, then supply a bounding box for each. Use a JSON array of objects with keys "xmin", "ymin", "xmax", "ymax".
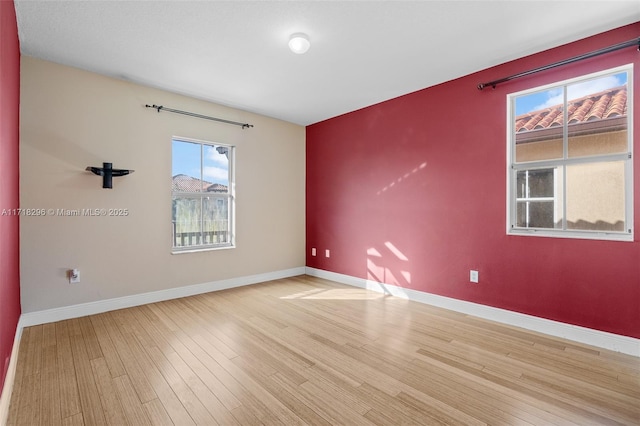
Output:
[
  {"xmin": 515, "ymin": 130, "xmax": 627, "ymax": 161},
  {"xmin": 0, "ymin": 0, "xmax": 21, "ymax": 391},
  {"xmin": 564, "ymin": 162, "xmax": 624, "ymax": 230},
  {"xmin": 306, "ymin": 23, "xmax": 640, "ymax": 339},
  {"xmin": 20, "ymin": 57, "xmax": 306, "ymax": 313}
]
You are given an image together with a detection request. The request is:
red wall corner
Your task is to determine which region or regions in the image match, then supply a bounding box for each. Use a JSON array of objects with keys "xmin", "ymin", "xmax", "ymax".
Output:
[{"xmin": 0, "ymin": 0, "xmax": 22, "ymax": 391}]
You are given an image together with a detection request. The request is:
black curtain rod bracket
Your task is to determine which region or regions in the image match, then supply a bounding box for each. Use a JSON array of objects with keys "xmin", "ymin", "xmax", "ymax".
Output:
[
  {"xmin": 478, "ymin": 37, "xmax": 640, "ymax": 90},
  {"xmin": 145, "ymin": 104, "xmax": 253, "ymax": 129},
  {"xmin": 86, "ymin": 162, "xmax": 134, "ymax": 189}
]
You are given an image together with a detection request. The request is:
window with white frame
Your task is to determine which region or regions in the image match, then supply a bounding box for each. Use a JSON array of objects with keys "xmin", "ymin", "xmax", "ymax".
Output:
[
  {"xmin": 172, "ymin": 137, "xmax": 235, "ymax": 252},
  {"xmin": 507, "ymin": 65, "xmax": 633, "ymax": 240}
]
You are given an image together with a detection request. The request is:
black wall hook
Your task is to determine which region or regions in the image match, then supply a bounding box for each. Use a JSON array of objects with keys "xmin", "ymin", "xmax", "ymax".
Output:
[{"xmin": 86, "ymin": 162, "xmax": 134, "ymax": 189}]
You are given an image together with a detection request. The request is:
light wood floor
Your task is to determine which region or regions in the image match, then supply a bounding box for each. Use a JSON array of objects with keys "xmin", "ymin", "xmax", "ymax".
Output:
[{"xmin": 7, "ymin": 275, "xmax": 640, "ymax": 425}]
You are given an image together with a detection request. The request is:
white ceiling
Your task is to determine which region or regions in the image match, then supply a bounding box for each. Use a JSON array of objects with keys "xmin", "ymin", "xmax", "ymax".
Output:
[{"xmin": 14, "ymin": 1, "xmax": 640, "ymax": 126}]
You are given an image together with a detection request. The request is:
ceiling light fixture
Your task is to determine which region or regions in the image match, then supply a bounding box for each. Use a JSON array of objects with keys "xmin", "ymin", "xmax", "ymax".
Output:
[{"xmin": 288, "ymin": 33, "xmax": 310, "ymax": 54}]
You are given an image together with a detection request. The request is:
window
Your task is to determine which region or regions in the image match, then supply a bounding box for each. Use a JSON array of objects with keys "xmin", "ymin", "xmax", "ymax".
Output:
[
  {"xmin": 516, "ymin": 168, "xmax": 556, "ymax": 229},
  {"xmin": 507, "ymin": 65, "xmax": 633, "ymax": 241},
  {"xmin": 172, "ymin": 137, "xmax": 235, "ymax": 252}
]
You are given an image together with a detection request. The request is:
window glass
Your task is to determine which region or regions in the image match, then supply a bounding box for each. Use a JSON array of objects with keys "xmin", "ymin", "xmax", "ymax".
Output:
[
  {"xmin": 515, "ymin": 168, "xmax": 557, "ymax": 229},
  {"xmin": 514, "ymin": 90, "xmax": 564, "ymax": 162},
  {"xmin": 567, "ymin": 72, "xmax": 628, "ymax": 158},
  {"xmin": 565, "ymin": 161, "xmax": 626, "ymax": 232}
]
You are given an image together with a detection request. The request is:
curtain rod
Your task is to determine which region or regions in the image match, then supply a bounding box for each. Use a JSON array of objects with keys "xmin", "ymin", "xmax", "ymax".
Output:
[
  {"xmin": 145, "ymin": 104, "xmax": 253, "ymax": 129},
  {"xmin": 477, "ymin": 37, "xmax": 640, "ymax": 90}
]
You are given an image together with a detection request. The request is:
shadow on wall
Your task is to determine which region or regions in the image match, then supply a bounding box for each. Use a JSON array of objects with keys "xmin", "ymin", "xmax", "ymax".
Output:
[{"xmin": 21, "ymin": 128, "xmax": 122, "ymax": 190}]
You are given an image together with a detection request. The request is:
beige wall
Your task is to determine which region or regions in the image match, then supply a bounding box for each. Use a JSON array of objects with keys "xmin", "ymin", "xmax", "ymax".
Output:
[{"xmin": 20, "ymin": 57, "xmax": 306, "ymax": 313}]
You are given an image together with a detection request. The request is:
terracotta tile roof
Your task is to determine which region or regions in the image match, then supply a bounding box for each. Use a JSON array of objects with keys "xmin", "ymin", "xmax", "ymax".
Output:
[
  {"xmin": 206, "ymin": 183, "xmax": 228, "ymax": 193},
  {"xmin": 515, "ymin": 86, "xmax": 627, "ymax": 133},
  {"xmin": 172, "ymin": 174, "xmax": 228, "ymax": 193}
]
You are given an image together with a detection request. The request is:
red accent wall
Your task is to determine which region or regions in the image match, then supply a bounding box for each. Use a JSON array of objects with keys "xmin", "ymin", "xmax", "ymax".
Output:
[
  {"xmin": 0, "ymin": 0, "xmax": 21, "ymax": 390},
  {"xmin": 307, "ymin": 23, "xmax": 640, "ymax": 339}
]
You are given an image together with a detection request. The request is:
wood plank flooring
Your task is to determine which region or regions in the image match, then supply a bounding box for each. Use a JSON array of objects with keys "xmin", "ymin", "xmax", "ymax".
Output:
[{"xmin": 7, "ymin": 275, "xmax": 640, "ymax": 425}]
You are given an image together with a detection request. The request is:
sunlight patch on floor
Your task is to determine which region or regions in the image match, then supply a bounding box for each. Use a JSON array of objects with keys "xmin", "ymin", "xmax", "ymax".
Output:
[{"xmin": 280, "ymin": 288, "xmax": 385, "ymax": 300}]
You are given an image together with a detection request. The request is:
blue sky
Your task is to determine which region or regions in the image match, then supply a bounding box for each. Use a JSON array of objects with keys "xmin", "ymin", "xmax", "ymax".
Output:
[
  {"xmin": 172, "ymin": 140, "xmax": 229, "ymax": 185},
  {"xmin": 515, "ymin": 71, "xmax": 627, "ymax": 116}
]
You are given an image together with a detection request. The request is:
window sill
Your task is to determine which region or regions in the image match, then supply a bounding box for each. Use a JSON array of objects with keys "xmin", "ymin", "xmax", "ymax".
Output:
[
  {"xmin": 508, "ymin": 228, "xmax": 633, "ymax": 242},
  {"xmin": 172, "ymin": 244, "xmax": 235, "ymax": 254}
]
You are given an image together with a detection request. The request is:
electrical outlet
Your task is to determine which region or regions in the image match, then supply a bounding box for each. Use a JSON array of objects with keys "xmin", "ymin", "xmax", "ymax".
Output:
[
  {"xmin": 325, "ymin": 249, "xmax": 330, "ymax": 258},
  {"xmin": 311, "ymin": 247, "xmax": 316, "ymax": 256},
  {"xmin": 470, "ymin": 270, "xmax": 479, "ymax": 283},
  {"xmin": 69, "ymin": 268, "xmax": 80, "ymax": 284}
]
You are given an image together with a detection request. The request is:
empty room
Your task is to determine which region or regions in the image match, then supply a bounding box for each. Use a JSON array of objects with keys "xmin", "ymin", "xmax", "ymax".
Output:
[{"xmin": 1, "ymin": 1, "xmax": 639, "ymax": 425}]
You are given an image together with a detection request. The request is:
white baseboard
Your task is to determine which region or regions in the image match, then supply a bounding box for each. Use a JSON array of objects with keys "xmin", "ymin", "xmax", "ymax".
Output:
[
  {"xmin": 306, "ymin": 267, "xmax": 640, "ymax": 357},
  {"xmin": 20, "ymin": 267, "xmax": 306, "ymax": 327},
  {"xmin": 0, "ymin": 318, "xmax": 24, "ymax": 426}
]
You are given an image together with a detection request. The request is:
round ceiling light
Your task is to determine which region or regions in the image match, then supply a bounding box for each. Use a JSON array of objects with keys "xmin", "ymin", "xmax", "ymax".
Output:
[{"xmin": 288, "ymin": 33, "xmax": 310, "ymax": 54}]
